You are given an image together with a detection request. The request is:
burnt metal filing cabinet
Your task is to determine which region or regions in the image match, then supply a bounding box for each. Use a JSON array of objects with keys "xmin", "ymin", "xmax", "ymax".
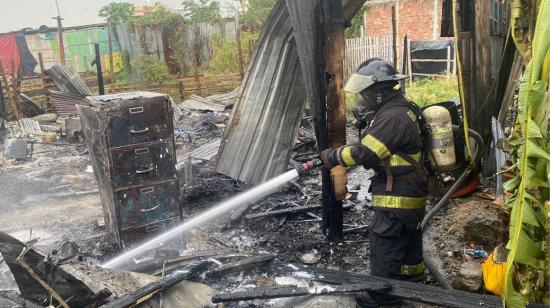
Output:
[{"xmin": 77, "ymin": 92, "xmax": 180, "ymax": 248}]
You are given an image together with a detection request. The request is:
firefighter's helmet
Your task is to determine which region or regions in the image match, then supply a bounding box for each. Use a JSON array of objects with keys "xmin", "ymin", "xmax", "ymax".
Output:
[{"xmin": 344, "ymin": 58, "xmax": 407, "ymax": 93}]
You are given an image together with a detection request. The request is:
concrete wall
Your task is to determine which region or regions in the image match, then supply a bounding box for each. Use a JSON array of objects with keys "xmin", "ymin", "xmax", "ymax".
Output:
[{"xmin": 364, "ymin": 0, "xmax": 443, "ymax": 40}]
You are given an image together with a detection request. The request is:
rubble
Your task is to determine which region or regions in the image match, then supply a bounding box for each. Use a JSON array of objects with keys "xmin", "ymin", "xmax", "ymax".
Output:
[
  {"xmin": 453, "ymin": 261, "xmax": 483, "ymax": 292},
  {"xmin": 463, "ymin": 205, "xmax": 505, "ymax": 247},
  {"xmin": 0, "ymin": 98, "xmax": 507, "ymax": 307},
  {"xmin": 179, "ymin": 89, "xmax": 237, "ymax": 112},
  {"xmin": 30, "ymin": 113, "xmax": 57, "ymax": 124}
]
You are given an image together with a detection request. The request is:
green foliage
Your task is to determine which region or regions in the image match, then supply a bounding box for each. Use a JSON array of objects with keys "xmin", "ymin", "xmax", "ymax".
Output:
[
  {"xmin": 98, "ymin": 2, "xmax": 135, "ymax": 23},
  {"xmin": 205, "ymin": 37, "xmax": 238, "ymax": 76},
  {"xmin": 240, "ymin": 31, "xmax": 260, "ymax": 64},
  {"xmin": 242, "ymin": 0, "xmax": 276, "ymax": 28},
  {"xmin": 181, "ymin": 0, "xmax": 222, "ymax": 22},
  {"xmin": 345, "ymin": 5, "xmax": 367, "ymax": 39},
  {"xmin": 114, "ymin": 51, "xmax": 132, "ymax": 83},
  {"xmin": 503, "ymin": 1, "xmax": 550, "ymax": 306},
  {"xmin": 205, "ymin": 31, "xmax": 259, "ymax": 76},
  {"xmin": 130, "ymin": 54, "xmax": 170, "ymax": 83},
  {"xmin": 127, "ymin": 3, "xmax": 183, "ymax": 28},
  {"xmin": 405, "ymin": 76, "xmax": 459, "ymax": 108}
]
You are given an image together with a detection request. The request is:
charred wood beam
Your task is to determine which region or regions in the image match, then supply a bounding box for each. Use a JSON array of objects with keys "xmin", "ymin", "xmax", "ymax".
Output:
[
  {"xmin": 119, "ymin": 249, "xmax": 234, "ymax": 274},
  {"xmin": 245, "ymin": 204, "xmax": 324, "ymax": 220},
  {"xmin": 152, "ymin": 252, "xmax": 256, "ymax": 276},
  {"xmin": 205, "ymin": 255, "xmax": 275, "ymax": 278},
  {"xmin": 0, "ymin": 232, "xmax": 97, "ymax": 307},
  {"xmin": 0, "ymin": 291, "xmax": 43, "ymax": 308},
  {"xmin": 102, "ymin": 261, "xmax": 212, "ymax": 308},
  {"xmin": 343, "ymin": 225, "xmax": 369, "ymax": 234},
  {"xmin": 321, "ymin": 0, "xmax": 346, "ymax": 241},
  {"xmin": 268, "ymin": 263, "xmax": 502, "ymax": 308},
  {"xmin": 212, "ymin": 282, "xmax": 391, "ymax": 303}
]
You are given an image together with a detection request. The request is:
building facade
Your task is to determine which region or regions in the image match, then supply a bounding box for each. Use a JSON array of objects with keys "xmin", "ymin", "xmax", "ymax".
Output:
[{"xmin": 364, "ymin": 0, "xmax": 445, "ymax": 40}]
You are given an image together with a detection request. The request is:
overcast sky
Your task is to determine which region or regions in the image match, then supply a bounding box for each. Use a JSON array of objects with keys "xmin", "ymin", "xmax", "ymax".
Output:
[{"xmin": 0, "ymin": 0, "xmax": 236, "ymax": 33}]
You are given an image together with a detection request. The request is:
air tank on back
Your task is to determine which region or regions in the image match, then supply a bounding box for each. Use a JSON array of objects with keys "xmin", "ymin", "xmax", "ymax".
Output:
[{"xmin": 423, "ymin": 105, "xmax": 456, "ymax": 173}]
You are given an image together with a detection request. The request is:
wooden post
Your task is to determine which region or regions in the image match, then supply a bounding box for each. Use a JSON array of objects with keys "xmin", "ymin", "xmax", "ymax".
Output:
[
  {"xmin": 432, "ymin": 0, "xmax": 439, "ymax": 40},
  {"xmin": 235, "ymin": 7, "xmax": 245, "ymax": 80},
  {"xmin": 446, "ymin": 45, "xmax": 451, "ymax": 79},
  {"xmin": 391, "ymin": 3, "xmax": 399, "ymax": 67},
  {"xmin": 10, "ymin": 61, "xmax": 20, "ymax": 95},
  {"xmin": 0, "ymin": 78, "xmax": 5, "ymax": 118},
  {"xmin": 363, "ymin": 6, "xmax": 368, "ymax": 37},
  {"xmin": 38, "ymin": 53, "xmax": 50, "ymax": 109},
  {"xmin": 107, "ymin": 21, "xmax": 115, "ymax": 93},
  {"xmin": 473, "ymin": 0, "xmax": 492, "ymax": 137},
  {"xmin": 407, "ymin": 38, "xmax": 412, "ymax": 82},
  {"xmin": 94, "ymin": 44, "xmax": 105, "ymax": 95},
  {"xmin": 0, "ymin": 61, "xmax": 20, "ymax": 120},
  {"xmin": 322, "ymin": 0, "xmax": 346, "ymax": 241},
  {"xmin": 53, "ymin": 16, "xmax": 65, "ymax": 65},
  {"xmin": 178, "ymin": 80, "xmax": 185, "ymax": 101}
]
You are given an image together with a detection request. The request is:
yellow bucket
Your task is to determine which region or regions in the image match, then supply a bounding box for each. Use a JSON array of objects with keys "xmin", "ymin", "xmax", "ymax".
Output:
[{"xmin": 482, "ymin": 251, "xmax": 507, "ymax": 296}]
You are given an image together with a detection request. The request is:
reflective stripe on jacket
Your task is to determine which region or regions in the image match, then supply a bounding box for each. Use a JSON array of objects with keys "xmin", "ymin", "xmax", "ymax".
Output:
[{"xmin": 333, "ymin": 94, "xmax": 428, "ymax": 211}]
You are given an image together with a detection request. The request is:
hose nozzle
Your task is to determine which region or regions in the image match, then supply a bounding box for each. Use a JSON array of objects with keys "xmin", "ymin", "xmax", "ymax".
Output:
[{"xmin": 297, "ymin": 159, "xmax": 323, "ymax": 176}]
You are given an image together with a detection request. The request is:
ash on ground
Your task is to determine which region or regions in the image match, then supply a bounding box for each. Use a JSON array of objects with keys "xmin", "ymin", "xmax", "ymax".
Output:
[{"xmin": 0, "ymin": 104, "xmax": 501, "ymax": 307}]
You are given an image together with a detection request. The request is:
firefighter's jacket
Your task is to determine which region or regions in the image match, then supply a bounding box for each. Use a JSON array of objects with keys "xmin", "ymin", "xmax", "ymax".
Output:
[{"xmin": 333, "ymin": 93, "xmax": 428, "ymax": 225}]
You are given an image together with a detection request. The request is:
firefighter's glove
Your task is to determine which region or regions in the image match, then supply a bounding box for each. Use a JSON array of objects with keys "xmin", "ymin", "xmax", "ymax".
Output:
[{"xmin": 320, "ymin": 149, "xmax": 338, "ymax": 169}]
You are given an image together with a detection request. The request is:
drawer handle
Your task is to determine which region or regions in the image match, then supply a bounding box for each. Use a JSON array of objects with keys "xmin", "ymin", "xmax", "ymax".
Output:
[
  {"xmin": 130, "ymin": 127, "xmax": 150, "ymax": 134},
  {"xmin": 135, "ymin": 148, "xmax": 149, "ymax": 155},
  {"xmin": 136, "ymin": 166, "xmax": 154, "ymax": 174},
  {"xmin": 140, "ymin": 187, "xmax": 155, "ymax": 194},
  {"xmin": 129, "ymin": 107, "xmax": 144, "ymax": 114},
  {"xmin": 141, "ymin": 205, "xmax": 159, "ymax": 213}
]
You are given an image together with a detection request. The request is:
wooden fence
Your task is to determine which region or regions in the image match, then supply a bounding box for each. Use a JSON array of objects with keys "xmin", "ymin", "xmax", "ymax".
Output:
[
  {"xmin": 344, "ymin": 36, "xmax": 393, "ymax": 79},
  {"xmin": 7, "ymin": 73, "xmax": 241, "ymax": 115}
]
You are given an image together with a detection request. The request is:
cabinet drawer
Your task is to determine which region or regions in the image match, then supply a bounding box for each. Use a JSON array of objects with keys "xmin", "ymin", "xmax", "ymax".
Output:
[
  {"xmin": 110, "ymin": 142, "xmax": 175, "ymax": 187},
  {"xmin": 119, "ymin": 217, "xmax": 181, "ymax": 248},
  {"xmin": 108, "ymin": 102, "xmax": 171, "ymax": 147},
  {"xmin": 116, "ymin": 180, "xmax": 180, "ymax": 229}
]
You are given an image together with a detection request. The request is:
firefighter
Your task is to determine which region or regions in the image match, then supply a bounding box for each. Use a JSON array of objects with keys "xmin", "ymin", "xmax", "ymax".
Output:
[{"xmin": 321, "ymin": 58, "xmax": 428, "ymax": 306}]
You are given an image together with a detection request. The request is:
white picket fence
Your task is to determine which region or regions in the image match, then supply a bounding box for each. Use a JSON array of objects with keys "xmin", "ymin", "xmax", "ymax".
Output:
[{"xmin": 344, "ymin": 36, "xmax": 393, "ymax": 79}]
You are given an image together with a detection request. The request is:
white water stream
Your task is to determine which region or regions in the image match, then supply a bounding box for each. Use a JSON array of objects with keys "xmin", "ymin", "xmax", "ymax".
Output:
[{"xmin": 102, "ymin": 169, "xmax": 299, "ymax": 269}]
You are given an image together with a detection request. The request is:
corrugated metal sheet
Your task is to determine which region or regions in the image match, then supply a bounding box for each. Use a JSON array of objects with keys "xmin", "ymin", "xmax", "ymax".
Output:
[
  {"xmin": 215, "ymin": 0, "xmax": 365, "ymax": 185},
  {"xmin": 176, "ymin": 138, "xmax": 222, "ymax": 169},
  {"xmin": 115, "ymin": 24, "xmax": 164, "ymax": 60},
  {"xmin": 24, "ymin": 24, "xmax": 123, "ymax": 73},
  {"xmin": 179, "ymin": 89, "xmax": 237, "ymax": 111},
  {"xmin": 45, "ymin": 65, "xmax": 92, "ymax": 96},
  {"xmin": 5, "ymin": 118, "xmax": 42, "ymax": 137},
  {"xmin": 215, "ymin": 0, "xmax": 306, "ymax": 185},
  {"xmin": 48, "ymin": 90, "xmax": 85, "ymax": 116}
]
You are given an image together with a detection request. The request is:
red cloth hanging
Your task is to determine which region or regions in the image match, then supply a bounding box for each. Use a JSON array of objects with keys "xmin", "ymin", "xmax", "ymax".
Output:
[{"xmin": 0, "ymin": 34, "xmax": 21, "ymax": 76}]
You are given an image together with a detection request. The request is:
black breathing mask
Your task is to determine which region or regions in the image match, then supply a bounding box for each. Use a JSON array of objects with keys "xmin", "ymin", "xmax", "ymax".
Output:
[
  {"xmin": 352, "ymin": 82, "xmax": 400, "ymax": 130},
  {"xmin": 352, "ymin": 89, "xmax": 380, "ymax": 130}
]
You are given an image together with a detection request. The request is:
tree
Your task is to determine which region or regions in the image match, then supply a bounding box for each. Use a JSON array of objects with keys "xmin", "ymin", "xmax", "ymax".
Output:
[
  {"xmin": 98, "ymin": 2, "xmax": 135, "ymax": 23},
  {"xmin": 345, "ymin": 5, "xmax": 367, "ymax": 39},
  {"xmin": 128, "ymin": 3, "xmax": 183, "ymax": 28},
  {"xmin": 241, "ymin": 0, "xmax": 276, "ymax": 28},
  {"xmin": 181, "ymin": 0, "xmax": 222, "ymax": 22}
]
